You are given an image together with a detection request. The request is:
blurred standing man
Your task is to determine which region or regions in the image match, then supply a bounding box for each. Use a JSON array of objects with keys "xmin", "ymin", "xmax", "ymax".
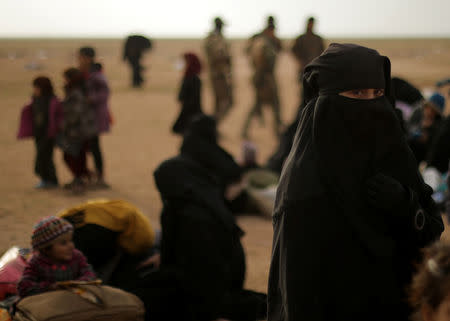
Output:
[
  {"xmin": 292, "ymin": 17, "xmax": 324, "ymax": 101},
  {"xmin": 78, "ymin": 47, "xmax": 111, "ymax": 188},
  {"xmin": 204, "ymin": 17, "xmax": 233, "ymax": 121},
  {"xmin": 242, "ymin": 16, "xmax": 282, "ymax": 139},
  {"xmin": 123, "ymin": 35, "xmax": 153, "ymax": 88}
]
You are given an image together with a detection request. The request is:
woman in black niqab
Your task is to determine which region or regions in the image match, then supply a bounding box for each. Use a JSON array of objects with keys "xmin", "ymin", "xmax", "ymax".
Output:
[{"xmin": 267, "ymin": 44, "xmax": 444, "ymax": 321}]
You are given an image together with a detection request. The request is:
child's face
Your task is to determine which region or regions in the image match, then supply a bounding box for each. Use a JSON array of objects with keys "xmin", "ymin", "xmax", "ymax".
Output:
[
  {"xmin": 48, "ymin": 232, "xmax": 75, "ymax": 262},
  {"xmin": 33, "ymin": 86, "xmax": 41, "ymax": 97}
]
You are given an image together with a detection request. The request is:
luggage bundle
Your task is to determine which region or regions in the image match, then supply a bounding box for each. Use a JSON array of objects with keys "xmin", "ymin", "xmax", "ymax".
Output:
[{"xmin": 14, "ymin": 282, "xmax": 144, "ymax": 321}]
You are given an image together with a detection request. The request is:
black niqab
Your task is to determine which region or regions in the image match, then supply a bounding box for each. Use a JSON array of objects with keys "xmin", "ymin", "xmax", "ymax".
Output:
[
  {"xmin": 181, "ymin": 114, "xmax": 242, "ymax": 187},
  {"xmin": 268, "ymin": 43, "xmax": 443, "ymax": 321}
]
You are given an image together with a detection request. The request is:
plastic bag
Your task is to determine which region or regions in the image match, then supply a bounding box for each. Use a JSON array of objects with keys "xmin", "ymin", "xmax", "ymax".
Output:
[{"xmin": 0, "ymin": 247, "xmax": 31, "ymax": 300}]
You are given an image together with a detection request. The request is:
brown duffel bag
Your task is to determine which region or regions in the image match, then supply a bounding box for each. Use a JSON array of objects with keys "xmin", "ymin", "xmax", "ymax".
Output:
[{"xmin": 14, "ymin": 284, "xmax": 145, "ymax": 321}]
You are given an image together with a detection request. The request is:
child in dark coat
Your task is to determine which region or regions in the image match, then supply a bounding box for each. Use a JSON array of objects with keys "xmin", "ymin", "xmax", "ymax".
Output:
[
  {"xmin": 17, "ymin": 77, "xmax": 63, "ymax": 188},
  {"xmin": 18, "ymin": 216, "xmax": 96, "ymax": 298}
]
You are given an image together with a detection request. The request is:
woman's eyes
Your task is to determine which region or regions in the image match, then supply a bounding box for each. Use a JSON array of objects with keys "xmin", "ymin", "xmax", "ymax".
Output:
[
  {"xmin": 351, "ymin": 90, "xmax": 364, "ymax": 97},
  {"xmin": 351, "ymin": 89, "xmax": 384, "ymax": 97}
]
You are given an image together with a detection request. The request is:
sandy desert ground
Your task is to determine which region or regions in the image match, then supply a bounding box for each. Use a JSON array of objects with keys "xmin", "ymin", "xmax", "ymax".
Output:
[{"xmin": 0, "ymin": 37, "xmax": 449, "ymax": 293}]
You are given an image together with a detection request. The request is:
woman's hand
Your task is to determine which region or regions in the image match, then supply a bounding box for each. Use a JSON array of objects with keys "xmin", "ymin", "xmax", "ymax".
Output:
[
  {"xmin": 225, "ymin": 180, "xmax": 246, "ymax": 201},
  {"xmin": 137, "ymin": 253, "xmax": 161, "ymax": 270},
  {"xmin": 366, "ymin": 173, "xmax": 409, "ymax": 215}
]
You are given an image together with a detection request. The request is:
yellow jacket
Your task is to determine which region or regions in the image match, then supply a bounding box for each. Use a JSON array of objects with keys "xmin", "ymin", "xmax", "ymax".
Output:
[{"xmin": 59, "ymin": 199, "xmax": 155, "ymax": 255}]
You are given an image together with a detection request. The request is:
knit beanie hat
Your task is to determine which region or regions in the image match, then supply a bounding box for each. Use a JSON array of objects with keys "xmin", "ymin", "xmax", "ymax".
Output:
[
  {"xmin": 31, "ymin": 216, "xmax": 73, "ymax": 250},
  {"xmin": 427, "ymin": 93, "xmax": 446, "ymax": 114}
]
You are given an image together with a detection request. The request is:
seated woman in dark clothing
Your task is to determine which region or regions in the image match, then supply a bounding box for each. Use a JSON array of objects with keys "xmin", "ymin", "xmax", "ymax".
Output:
[
  {"xmin": 149, "ymin": 155, "xmax": 267, "ymax": 321},
  {"xmin": 181, "ymin": 114, "xmax": 251, "ymax": 213},
  {"xmin": 408, "ymin": 93, "xmax": 445, "ymax": 164},
  {"xmin": 172, "ymin": 52, "xmax": 203, "ymax": 135}
]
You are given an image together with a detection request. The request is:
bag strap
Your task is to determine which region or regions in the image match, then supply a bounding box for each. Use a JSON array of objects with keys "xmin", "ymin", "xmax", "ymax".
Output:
[{"xmin": 57, "ymin": 282, "xmax": 105, "ymax": 307}]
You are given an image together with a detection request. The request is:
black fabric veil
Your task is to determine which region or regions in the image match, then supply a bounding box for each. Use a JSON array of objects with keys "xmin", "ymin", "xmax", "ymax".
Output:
[
  {"xmin": 269, "ymin": 43, "xmax": 443, "ymax": 321},
  {"xmin": 276, "ymin": 43, "xmax": 434, "ymax": 256}
]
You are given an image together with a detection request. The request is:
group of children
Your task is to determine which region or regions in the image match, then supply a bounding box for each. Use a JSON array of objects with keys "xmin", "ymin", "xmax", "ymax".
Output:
[{"xmin": 18, "ymin": 47, "xmax": 111, "ymax": 193}]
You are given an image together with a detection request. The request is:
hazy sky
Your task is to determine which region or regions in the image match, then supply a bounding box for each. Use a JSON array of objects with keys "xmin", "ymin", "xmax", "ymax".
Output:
[{"xmin": 1, "ymin": 0, "xmax": 449, "ymax": 38}]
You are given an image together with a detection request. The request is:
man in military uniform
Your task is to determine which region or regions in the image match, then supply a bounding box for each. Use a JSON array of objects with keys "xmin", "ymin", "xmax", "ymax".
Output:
[
  {"xmin": 204, "ymin": 17, "xmax": 233, "ymax": 121},
  {"xmin": 242, "ymin": 16, "xmax": 282, "ymax": 138},
  {"xmin": 292, "ymin": 17, "xmax": 324, "ymax": 83}
]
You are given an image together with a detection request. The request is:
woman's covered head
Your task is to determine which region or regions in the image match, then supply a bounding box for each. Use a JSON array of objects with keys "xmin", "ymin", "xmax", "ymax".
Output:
[
  {"xmin": 303, "ymin": 43, "xmax": 391, "ymax": 103},
  {"xmin": 32, "ymin": 76, "xmax": 54, "ymax": 97},
  {"xmin": 185, "ymin": 114, "xmax": 217, "ymax": 142},
  {"xmin": 183, "ymin": 52, "xmax": 202, "ymax": 76},
  {"xmin": 63, "ymin": 67, "xmax": 85, "ymax": 92},
  {"xmin": 409, "ymin": 242, "xmax": 450, "ymax": 321}
]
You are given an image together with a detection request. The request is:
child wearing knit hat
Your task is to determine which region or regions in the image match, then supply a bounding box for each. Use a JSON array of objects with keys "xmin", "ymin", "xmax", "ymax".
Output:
[{"xmin": 17, "ymin": 216, "xmax": 96, "ymax": 298}]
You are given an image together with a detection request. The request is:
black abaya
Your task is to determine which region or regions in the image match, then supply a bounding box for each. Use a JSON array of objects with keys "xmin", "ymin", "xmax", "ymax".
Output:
[
  {"xmin": 172, "ymin": 75, "xmax": 202, "ymax": 134},
  {"xmin": 268, "ymin": 44, "xmax": 443, "ymax": 321},
  {"xmin": 153, "ymin": 156, "xmax": 267, "ymax": 321}
]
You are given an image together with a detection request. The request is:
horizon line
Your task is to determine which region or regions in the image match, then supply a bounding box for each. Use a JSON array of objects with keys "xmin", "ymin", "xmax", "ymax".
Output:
[{"xmin": 0, "ymin": 34, "xmax": 449, "ymax": 40}]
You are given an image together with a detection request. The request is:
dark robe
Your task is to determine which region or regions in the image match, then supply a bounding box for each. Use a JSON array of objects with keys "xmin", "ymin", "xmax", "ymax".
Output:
[
  {"xmin": 427, "ymin": 115, "xmax": 450, "ymax": 173},
  {"xmin": 181, "ymin": 114, "xmax": 248, "ymax": 213},
  {"xmin": 152, "ymin": 155, "xmax": 267, "ymax": 321},
  {"xmin": 266, "ymin": 108, "xmax": 301, "ymax": 174},
  {"xmin": 32, "ymin": 96, "xmax": 58, "ymax": 184},
  {"xmin": 268, "ymin": 44, "xmax": 444, "ymax": 321},
  {"xmin": 172, "ymin": 75, "xmax": 202, "ymax": 134},
  {"xmin": 392, "ymin": 77, "xmax": 423, "ymax": 106}
]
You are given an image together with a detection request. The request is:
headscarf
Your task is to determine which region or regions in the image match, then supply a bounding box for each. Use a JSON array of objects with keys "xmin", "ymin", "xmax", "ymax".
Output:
[
  {"xmin": 184, "ymin": 52, "xmax": 202, "ymax": 77},
  {"xmin": 302, "ymin": 43, "xmax": 391, "ymax": 104},
  {"xmin": 154, "ymin": 156, "xmax": 237, "ymax": 233},
  {"xmin": 184, "ymin": 114, "xmax": 217, "ymax": 143},
  {"xmin": 181, "ymin": 114, "xmax": 242, "ymax": 187},
  {"xmin": 276, "ymin": 43, "xmax": 433, "ymax": 258},
  {"xmin": 63, "ymin": 67, "xmax": 85, "ymax": 95}
]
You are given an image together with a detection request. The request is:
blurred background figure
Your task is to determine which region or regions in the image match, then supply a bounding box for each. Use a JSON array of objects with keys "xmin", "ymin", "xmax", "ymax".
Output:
[
  {"xmin": 59, "ymin": 68, "xmax": 97, "ymax": 194},
  {"xmin": 292, "ymin": 17, "xmax": 324, "ymax": 100},
  {"xmin": 242, "ymin": 16, "xmax": 282, "ymax": 139},
  {"xmin": 172, "ymin": 52, "xmax": 203, "ymax": 135},
  {"xmin": 392, "ymin": 77, "xmax": 424, "ymax": 122},
  {"xmin": 408, "ymin": 93, "xmax": 445, "ymax": 164},
  {"xmin": 409, "ymin": 241, "xmax": 450, "ymax": 321},
  {"xmin": 204, "ymin": 17, "xmax": 233, "ymax": 122},
  {"xmin": 78, "ymin": 46, "xmax": 111, "ymax": 188},
  {"xmin": 17, "ymin": 77, "xmax": 62, "ymax": 189},
  {"xmin": 123, "ymin": 35, "xmax": 153, "ymax": 88}
]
